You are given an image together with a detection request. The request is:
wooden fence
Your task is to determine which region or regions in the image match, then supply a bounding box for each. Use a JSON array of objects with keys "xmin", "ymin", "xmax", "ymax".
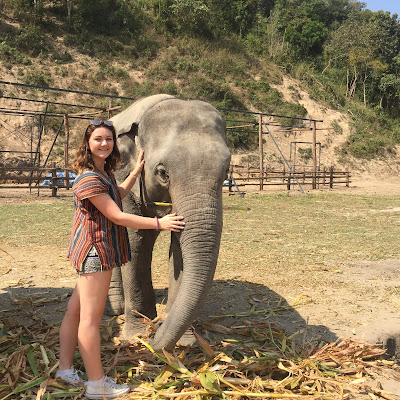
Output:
[
  {"xmin": 225, "ymin": 165, "xmax": 351, "ymax": 192},
  {"xmin": 0, "ymin": 167, "xmax": 75, "ymax": 196},
  {"xmin": 0, "ymin": 164, "xmax": 351, "ymax": 197}
]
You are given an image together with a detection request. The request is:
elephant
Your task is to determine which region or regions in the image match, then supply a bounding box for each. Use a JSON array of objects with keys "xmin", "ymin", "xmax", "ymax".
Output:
[{"xmin": 107, "ymin": 94, "xmax": 231, "ymax": 352}]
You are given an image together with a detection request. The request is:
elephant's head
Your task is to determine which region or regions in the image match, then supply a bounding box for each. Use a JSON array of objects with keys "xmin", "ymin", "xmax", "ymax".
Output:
[{"xmin": 111, "ymin": 95, "xmax": 231, "ymax": 351}]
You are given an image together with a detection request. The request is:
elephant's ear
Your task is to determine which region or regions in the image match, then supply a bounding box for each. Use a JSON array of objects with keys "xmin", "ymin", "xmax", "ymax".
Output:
[{"xmin": 112, "ymin": 94, "xmax": 176, "ymax": 197}]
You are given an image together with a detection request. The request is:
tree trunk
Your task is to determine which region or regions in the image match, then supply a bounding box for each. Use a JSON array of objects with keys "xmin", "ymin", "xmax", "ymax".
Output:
[
  {"xmin": 67, "ymin": 0, "xmax": 73, "ymax": 21},
  {"xmin": 362, "ymin": 72, "xmax": 368, "ymax": 107},
  {"xmin": 349, "ymin": 66, "xmax": 358, "ymax": 98}
]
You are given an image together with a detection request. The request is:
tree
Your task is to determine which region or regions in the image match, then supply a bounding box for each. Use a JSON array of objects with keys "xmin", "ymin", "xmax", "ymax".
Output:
[
  {"xmin": 368, "ymin": 11, "xmax": 400, "ymax": 112},
  {"xmin": 208, "ymin": 0, "xmax": 259, "ymax": 37},
  {"xmin": 270, "ymin": 0, "xmax": 352, "ymax": 58},
  {"xmin": 72, "ymin": 0, "xmax": 143, "ymax": 35},
  {"xmin": 258, "ymin": 0, "xmax": 275, "ymax": 17},
  {"xmin": 325, "ymin": 15, "xmax": 385, "ymax": 105},
  {"xmin": 284, "ymin": 19, "xmax": 328, "ymax": 57},
  {"xmin": 169, "ymin": 0, "xmax": 211, "ymax": 36}
]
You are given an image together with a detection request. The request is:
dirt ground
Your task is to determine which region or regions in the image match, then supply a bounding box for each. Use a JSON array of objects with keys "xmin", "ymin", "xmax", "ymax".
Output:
[{"xmin": 1, "ymin": 174, "xmax": 400, "ymax": 398}]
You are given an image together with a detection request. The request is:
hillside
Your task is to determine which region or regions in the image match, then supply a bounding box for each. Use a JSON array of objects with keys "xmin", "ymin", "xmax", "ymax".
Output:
[{"xmin": 1, "ymin": 5, "xmax": 400, "ymax": 183}]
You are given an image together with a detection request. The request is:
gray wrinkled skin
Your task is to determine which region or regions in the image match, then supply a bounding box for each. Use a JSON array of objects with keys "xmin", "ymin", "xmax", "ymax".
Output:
[{"xmin": 107, "ymin": 94, "xmax": 231, "ymax": 352}]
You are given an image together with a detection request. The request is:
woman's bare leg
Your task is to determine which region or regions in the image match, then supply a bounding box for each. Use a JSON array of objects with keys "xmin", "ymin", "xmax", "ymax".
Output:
[
  {"xmin": 59, "ymin": 285, "xmax": 80, "ymax": 370},
  {"xmin": 77, "ymin": 270, "xmax": 112, "ymax": 381}
]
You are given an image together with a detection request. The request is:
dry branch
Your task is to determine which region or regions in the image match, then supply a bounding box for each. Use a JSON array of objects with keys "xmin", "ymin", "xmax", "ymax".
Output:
[{"xmin": 1, "ymin": 296, "xmax": 400, "ymax": 400}]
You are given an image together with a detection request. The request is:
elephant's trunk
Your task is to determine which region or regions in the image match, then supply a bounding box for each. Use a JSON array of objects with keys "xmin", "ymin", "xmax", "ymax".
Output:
[{"xmin": 150, "ymin": 184, "xmax": 223, "ymax": 352}]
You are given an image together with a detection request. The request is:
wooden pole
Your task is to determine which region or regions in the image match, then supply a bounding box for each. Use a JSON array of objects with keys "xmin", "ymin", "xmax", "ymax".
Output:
[
  {"xmin": 51, "ymin": 168, "xmax": 58, "ymax": 197},
  {"xmin": 108, "ymin": 98, "xmax": 113, "ymax": 119},
  {"xmin": 63, "ymin": 114, "xmax": 70, "ymax": 189},
  {"xmin": 312, "ymin": 120, "xmax": 317, "ymax": 189},
  {"xmin": 259, "ymin": 114, "xmax": 264, "ymax": 191},
  {"xmin": 64, "ymin": 115, "xmax": 70, "ymax": 169}
]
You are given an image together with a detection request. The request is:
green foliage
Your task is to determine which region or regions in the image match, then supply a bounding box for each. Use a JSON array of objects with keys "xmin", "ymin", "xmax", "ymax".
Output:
[
  {"xmin": 17, "ymin": 25, "xmax": 48, "ymax": 56},
  {"xmin": 331, "ymin": 121, "xmax": 343, "ymax": 135},
  {"xmin": 149, "ymin": 0, "xmax": 210, "ymax": 36},
  {"xmin": 344, "ymin": 133, "xmax": 388, "ymax": 158},
  {"xmin": 23, "ymin": 70, "xmax": 54, "ymax": 88},
  {"xmin": 0, "ymin": 24, "xmax": 49, "ymax": 58},
  {"xmin": 161, "ymin": 81, "xmax": 178, "ymax": 95},
  {"xmin": 1, "ymin": 0, "xmax": 37, "ymax": 20},
  {"xmin": 153, "ymin": 0, "xmax": 259, "ymax": 37},
  {"xmin": 240, "ymin": 153, "xmax": 260, "ymax": 164},
  {"xmin": 0, "ymin": 42, "xmax": 31, "ymax": 65},
  {"xmin": 71, "ymin": 0, "xmax": 145, "ymax": 36},
  {"xmin": 259, "ymin": 0, "xmax": 275, "ymax": 17},
  {"xmin": 271, "ymin": 0, "xmax": 346, "ymax": 59},
  {"xmin": 189, "ymin": 76, "xmax": 240, "ymax": 106},
  {"xmin": 285, "ymin": 19, "xmax": 328, "ymax": 57},
  {"xmin": 210, "ymin": 0, "xmax": 259, "ymax": 37},
  {"xmin": 170, "ymin": 0, "xmax": 212, "ymax": 36},
  {"xmin": 336, "ymin": 103, "xmax": 400, "ymax": 158},
  {"xmin": 241, "ymin": 79, "xmax": 307, "ymax": 125},
  {"xmin": 96, "ymin": 63, "xmax": 130, "ymax": 81},
  {"xmin": 298, "ymin": 147, "xmax": 313, "ymax": 162},
  {"xmin": 224, "ymin": 113, "xmax": 259, "ymax": 149},
  {"xmin": 51, "ymin": 50, "xmax": 73, "ymax": 63},
  {"xmin": 2, "ymin": 0, "xmax": 400, "ymax": 160}
]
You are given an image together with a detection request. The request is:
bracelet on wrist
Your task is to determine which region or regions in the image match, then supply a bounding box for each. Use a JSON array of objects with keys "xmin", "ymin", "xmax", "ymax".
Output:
[{"xmin": 154, "ymin": 216, "xmax": 159, "ymax": 231}]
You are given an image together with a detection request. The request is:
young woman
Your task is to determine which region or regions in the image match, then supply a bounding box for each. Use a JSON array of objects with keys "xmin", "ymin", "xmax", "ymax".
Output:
[{"xmin": 56, "ymin": 120, "xmax": 184, "ymax": 399}]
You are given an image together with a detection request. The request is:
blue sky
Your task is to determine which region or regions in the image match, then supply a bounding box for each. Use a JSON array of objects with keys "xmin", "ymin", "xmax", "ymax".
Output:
[{"xmin": 364, "ymin": 1, "xmax": 400, "ymax": 15}]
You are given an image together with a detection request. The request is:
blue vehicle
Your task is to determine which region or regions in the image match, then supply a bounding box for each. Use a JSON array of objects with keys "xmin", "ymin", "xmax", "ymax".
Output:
[{"xmin": 41, "ymin": 171, "xmax": 77, "ymax": 186}]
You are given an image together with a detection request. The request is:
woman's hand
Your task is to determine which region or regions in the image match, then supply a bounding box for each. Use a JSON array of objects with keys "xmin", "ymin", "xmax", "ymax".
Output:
[
  {"xmin": 159, "ymin": 213, "xmax": 185, "ymax": 232},
  {"xmin": 132, "ymin": 149, "xmax": 145, "ymax": 177},
  {"xmin": 118, "ymin": 149, "xmax": 145, "ymax": 199}
]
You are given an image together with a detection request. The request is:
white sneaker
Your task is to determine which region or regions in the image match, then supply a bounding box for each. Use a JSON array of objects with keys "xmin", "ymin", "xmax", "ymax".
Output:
[
  {"xmin": 85, "ymin": 376, "xmax": 130, "ymax": 399},
  {"xmin": 55, "ymin": 368, "xmax": 85, "ymax": 385}
]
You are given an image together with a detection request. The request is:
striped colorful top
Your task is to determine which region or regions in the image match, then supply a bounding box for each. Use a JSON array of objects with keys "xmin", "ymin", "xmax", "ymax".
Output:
[{"xmin": 67, "ymin": 170, "xmax": 131, "ymax": 272}]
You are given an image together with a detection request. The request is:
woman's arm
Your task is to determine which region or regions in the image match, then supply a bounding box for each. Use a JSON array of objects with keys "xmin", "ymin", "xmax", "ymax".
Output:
[
  {"xmin": 118, "ymin": 149, "xmax": 145, "ymax": 199},
  {"xmin": 89, "ymin": 193, "xmax": 185, "ymax": 232}
]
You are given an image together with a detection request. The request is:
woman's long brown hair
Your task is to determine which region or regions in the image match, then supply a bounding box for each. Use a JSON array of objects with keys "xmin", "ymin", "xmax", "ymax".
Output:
[{"xmin": 72, "ymin": 122, "xmax": 121, "ymax": 174}]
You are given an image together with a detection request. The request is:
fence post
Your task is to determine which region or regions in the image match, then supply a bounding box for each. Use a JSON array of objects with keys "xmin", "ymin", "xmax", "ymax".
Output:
[
  {"xmin": 287, "ymin": 175, "xmax": 291, "ymax": 190},
  {"xmin": 51, "ymin": 168, "xmax": 58, "ymax": 197},
  {"xmin": 64, "ymin": 115, "xmax": 70, "ymax": 169},
  {"xmin": 229, "ymin": 170, "xmax": 232, "ymax": 193},
  {"xmin": 258, "ymin": 114, "xmax": 264, "ymax": 191},
  {"xmin": 346, "ymin": 167, "xmax": 350, "ymax": 187},
  {"xmin": 329, "ymin": 166, "xmax": 334, "ymax": 189},
  {"xmin": 312, "ymin": 120, "xmax": 317, "ymax": 189}
]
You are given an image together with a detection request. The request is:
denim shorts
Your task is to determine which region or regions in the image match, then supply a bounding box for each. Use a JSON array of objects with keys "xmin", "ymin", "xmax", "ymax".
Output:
[{"xmin": 78, "ymin": 246, "xmax": 103, "ymax": 274}]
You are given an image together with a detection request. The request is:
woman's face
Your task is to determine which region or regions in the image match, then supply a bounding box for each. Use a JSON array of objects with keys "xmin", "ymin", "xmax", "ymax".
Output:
[{"xmin": 88, "ymin": 126, "xmax": 114, "ymax": 163}]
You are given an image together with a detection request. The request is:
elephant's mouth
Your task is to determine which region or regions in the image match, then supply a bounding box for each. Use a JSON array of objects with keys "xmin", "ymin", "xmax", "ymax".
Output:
[{"xmin": 138, "ymin": 171, "xmax": 173, "ymax": 214}]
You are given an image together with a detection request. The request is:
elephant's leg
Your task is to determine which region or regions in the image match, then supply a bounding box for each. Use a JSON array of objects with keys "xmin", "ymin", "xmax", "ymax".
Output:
[
  {"xmin": 166, "ymin": 232, "xmax": 196, "ymax": 347},
  {"xmin": 121, "ymin": 228, "xmax": 158, "ymax": 339},
  {"xmin": 105, "ymin": 267, "xmax": 124, "ymax": 315}
]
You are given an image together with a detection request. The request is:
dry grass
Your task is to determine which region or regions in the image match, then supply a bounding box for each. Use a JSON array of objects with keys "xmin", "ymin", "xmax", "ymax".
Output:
[
  {"xmin": 1, "ymin": 192, "xmax": 400, "ymax": 399},
  {"xmin": 1, "ymin": 303, "xmax": 399, "ymax": 400}
]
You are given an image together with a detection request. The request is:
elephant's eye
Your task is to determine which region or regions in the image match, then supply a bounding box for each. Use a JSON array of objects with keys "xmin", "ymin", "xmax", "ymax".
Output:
[{"xmin": 155, "ymin": 164, "xmax": 169, "ymax": 183}]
